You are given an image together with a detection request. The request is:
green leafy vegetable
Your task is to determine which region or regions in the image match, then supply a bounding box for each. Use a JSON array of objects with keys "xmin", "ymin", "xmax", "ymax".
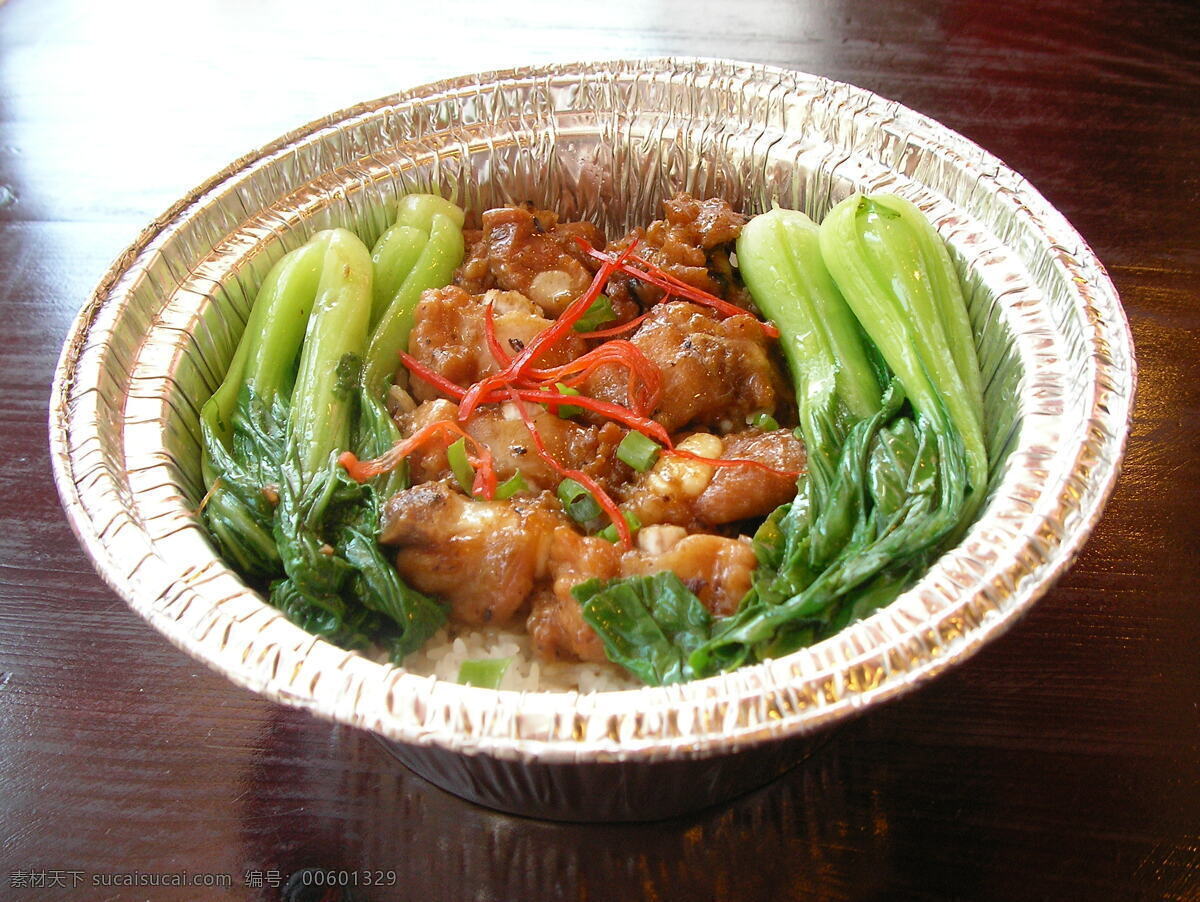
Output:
[
  {"xmin": 265, "ymin": 228, "xmax": 444, "ymax": 659},
  {"xmin": 356, "ymin": 197, "xmax": 466, "ymax": 500},
  {"xmin": 288, "ymin": 230, "xmax": 371, "ymax": 481},
  {"xmin": 362, "ymin": 199, "xmax": 466, "ymax": 401},
  {"xmin": 575, "ymin": 573, "xmax": 712, "ymax": 685},
  {"xmin": 685, "ymin": 198, "xmax": 981, "ymax": 678},
  {"xmin": 369, "ymin": 223, "xmax": 425, "ymax": 328},
  {"xmin": 200, "ymin": 196, "xmax": 468, "ymax": 663},
  {"xmin": 200, "ymin": 233, "xmax": 332, "ymax": 577},
  {"xmin": 737, "ymin": 207, "xmax": 884, "ymax": 425},
  {"xmin": 819, "ymin": 194, "xmax": 987, "ymax": 526}
]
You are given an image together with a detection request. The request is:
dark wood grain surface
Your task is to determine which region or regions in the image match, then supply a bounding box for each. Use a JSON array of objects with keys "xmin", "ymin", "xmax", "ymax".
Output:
[{"xmin": 2, "ymin": 0, "xmax": 1197, "ymax": 899}]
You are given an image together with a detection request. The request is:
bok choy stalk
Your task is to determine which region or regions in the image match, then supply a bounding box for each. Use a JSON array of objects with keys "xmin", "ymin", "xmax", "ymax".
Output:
[
  {"xmin": 200, "ymin": 233, "xmax": 331, "ymax": 577},
  {"xmin": 355, "ymin": 195, "xmax": 466, "ymax": 498},
  {"xmin": 268, "ymin": 227, "xmax": 447, "ymax": 660},
  {"xmin": 369, "ymin": 194, "xmax": 467, "ymax": 328},
  {"xmin": 200, "ymin": 209, "xmax": 465, "ymax": 661},
  {"xmin": 819, "ymin": 194, "xmax": 987, "ymax": 526}
]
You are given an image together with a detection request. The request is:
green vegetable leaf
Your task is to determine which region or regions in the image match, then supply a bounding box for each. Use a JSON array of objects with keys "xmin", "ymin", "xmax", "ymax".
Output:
[
  {"xmin": 199, "ymin": 235, "xmax": 332, "ymax": 578},
  {"xmin": 684, "ymin": 197, "xmax": 983, "ymax": 680},
  {"xmin": 357, "ymin": 201, "xmax": 466, "ymax": 500},
  {"xmin": 339, "ymin": 524, "xmax": 445, "ymax": 659},
  {"xmin": 269, "ymin": 577, "xmax": 392, "ymax": 651},
  {"xmin": 575, "ymin": 572, "xmax": 712, "ymax": 686},
  {"xmin": 370, "ymin": 223, "xmax": 426, "ymax": 328},
  {"xmin": 689, "ymin": 388, "xmax": 968, "ymax": 677},
  {"xmin": 201, "ymin": 203, "xmax": 465, "ymax": 665},
  {"xmin": 820, "ymin": 194, "xmax": 987, "ymax": 526}
]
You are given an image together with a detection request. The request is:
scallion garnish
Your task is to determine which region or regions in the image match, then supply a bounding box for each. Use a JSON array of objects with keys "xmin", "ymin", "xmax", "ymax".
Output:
[
  {"xmin": 495, "ymin": 471, "xmax": 529, "ymax": 500},
  {"xmin": 573, "ymin": 293, "xmax": 617, "ymax": 332},
  {"xmin": 598, "ymin": 511, "xmax": 641, "ymax": 543},
  {"xmin": 616, "ymin": 430, "xmax": 661, "ymax": 472},
  {"xmin": 542, "ymin": 382, "xmax": 582, "ymax": 418},
  {"xmin": 557, "ymin": 477, "xmax": 602, "ymax": 524},
  {"xmin": 457, "ymin": 657, "xmax": 511, "ymax": 689},
  {"xmin": 446, "ymin": 437, "xmax": 475, "ymax": 493},
  {"xmin": 751, "ymin": 412, "xmax": 780, "ymax": 431}
]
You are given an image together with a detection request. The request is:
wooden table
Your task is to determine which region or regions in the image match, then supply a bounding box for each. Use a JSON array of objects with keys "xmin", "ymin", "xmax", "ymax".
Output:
[{"xmin": 3, "ymin": 1, "xmax": 1197, "ymax": 899}]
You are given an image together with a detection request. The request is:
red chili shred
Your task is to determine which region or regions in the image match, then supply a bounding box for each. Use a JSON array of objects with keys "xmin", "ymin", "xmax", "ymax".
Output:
[
  {"xmin": 577, "ymin": 240, "xmax": 780, "ymax": 338},
  {"xmin": 482, "ymin": 300, "xmax": 512, "ymax": 368},
  {"xmin": 339, "ymin": 419, "xmax": 496, "ymax": 499},
  {"xmin": 455, "ymin": 242, "xmax": 637, "ymax": 421},
  {"xmin": 506, "ymin": 389, "xmax": 634, "ymax": 549},
  {"xmin": 573, "ymin": 310, "xmax": 651, "ymax": 339},
  {"xmin": 666, "ymin": 447, "xmax": 803, "ymax": 479}
]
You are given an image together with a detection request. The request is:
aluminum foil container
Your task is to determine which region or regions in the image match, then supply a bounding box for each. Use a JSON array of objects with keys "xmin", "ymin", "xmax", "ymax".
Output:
[{"xmin": 49, "ymin": 59, "xmax": 1135, "ymax": 821}]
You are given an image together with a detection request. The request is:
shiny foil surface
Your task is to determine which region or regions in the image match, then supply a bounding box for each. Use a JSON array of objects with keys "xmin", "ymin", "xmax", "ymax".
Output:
[{"xmin": 48, "ymin": 59, "xmax": 1134, "ymax": 820}]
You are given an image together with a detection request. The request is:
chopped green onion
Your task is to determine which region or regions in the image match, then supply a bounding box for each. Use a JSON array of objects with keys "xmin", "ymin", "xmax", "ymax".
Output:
[
  {"xmin": 447, "ymin": 437, "xmax": 474, "ymax": 493},
  {"xmin": 752, "ymin": 412, "xmax": 780, "ymax": 431},
  {"xmin": 557, "ymin": 477, "xmax": 602, "ymax": 524},
  {"xmin": 541, "ymin": 382, "xmax": 582, "ymax": 418},
  {"xmin": 616, "ymin": 430, "xmax": 661, "ymax": 472},
  {"xmin": 495, "ymin": 471, "xmax": 529, "ymax": 500},
  {"xmin": 599, "ymin": 511, "xmax": 641, "ymax": 543},
  {"xmin": 573, "ymin": 293, "xmax": 617, "ymax": 332},
  {"xmin": 457, "ymin": 657, "xmax": 511, "ymax": 689}
]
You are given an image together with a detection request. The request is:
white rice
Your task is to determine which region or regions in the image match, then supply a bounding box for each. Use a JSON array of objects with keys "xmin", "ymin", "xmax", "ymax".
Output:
[{"xmin": 400, "ymin": 625, "xmax": 641, "ymax": 693}]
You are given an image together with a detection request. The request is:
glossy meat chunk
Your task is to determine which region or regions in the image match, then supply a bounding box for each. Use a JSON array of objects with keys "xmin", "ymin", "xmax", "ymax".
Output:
[
  {"xmin": 396, "ymin": 398, "xmax": 628, "ymax": 494},
  {"xmin": 405, "ymin": 286, "xmax": 586, "ymax": 403},
  {"xmin": 380, "ymin": 482, "xmax": 564, "ymax": 626},
  {"xmin": 381, "ymin": 195, "xmax": 806, "ymax": 669},
  {"xmin": 584, "ymin": 301, "xmax": 789, "ymax": 432},
  {"xmin": 456, "ymin": 204, "xmax": 607, "ymax": 316},
  {"xmin": 658, "ymin": 193, "xmax": 746, "ymax": 248},
  {"xmin": 623, "ymin": 529, "xmax": 757, "ymax": 618},
  {"xmin": 464, "ymin": 406, "xmax": 629, "ymax": 494},
  {"xmin": 621, "ymin": 428, "xmax": 804, "ymax": 528},
  {"xmin": 606, "ymin": 194, "xmax": 748, "ymax": 309},
  {"xmin": 620, "ymin": 433, "xmax": 724, "ymax": 528},
  {"xmin": 527, "ymin": 527, "xmax": 621, "ymax": 663},
  {"xmin": 397, "ymin": 398, "xmax": 457, "ymax": 483},
  {"xmin": 692, "ymin": 429, "xmax": 805, "ymax": 525},
  {"xmin": 527, "ymin": 521, "xmax": 760, "ymax": 664}
]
